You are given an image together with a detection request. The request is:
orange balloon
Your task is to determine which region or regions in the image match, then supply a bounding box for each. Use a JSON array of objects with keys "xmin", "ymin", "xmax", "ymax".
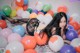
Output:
[
  {"xmin": 6, "ymin": 50, "xmax": 11, "ymax": 53},
  {"xmin": 69, "ymin": 17, "xmax": 73, "ymax": 22},
  {"xmin": 0, "ymin": 20, "xmax": 7, "ymax": 29},
  {"xmin": 21, "ymin": 36, "xmax": 36, "ymax": 49},
  {"xmin": 29, "ymin": 13, "xmax": 37, "ymax": 18},
  {"xmin": 16, "ymin": 6, "xmax": 23, "ymax": 11},
  {"xmin": 75, "ymin": 46, "xmax": 80, "ymax": 53},
  {"xmin": 15, "ymin": 0, "xmax": 24, "ymax": 7},
  {"xmin": 57, "ymin": 6, "xmax": 68, "ymax": 13},
  {"xmin": 69, "ymin": 21, "xmax": 79, "ymax": 31},
  {"xmin": 49, "ymin": 36, "xmax": 58, "ymax": 43},
  {"xmin": 34, "ymin": 32, "xmax": 48, "ymax": 46},
  {"xmin": 47, "ymin": 10, "xmax": 54, "ymax": 16},
  {"xmin": 24, "ymin": 49, "xmax": 37, "ymax": 53},
  {"xmin": 23, "ymin": 5, "xmax": 28, "ymax": 11}
]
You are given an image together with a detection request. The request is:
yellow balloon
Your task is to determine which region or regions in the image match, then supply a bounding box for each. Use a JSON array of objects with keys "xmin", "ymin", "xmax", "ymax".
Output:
[{"xmin": 10, "ymin": 10, "xmax": 16, "ymax": 18}]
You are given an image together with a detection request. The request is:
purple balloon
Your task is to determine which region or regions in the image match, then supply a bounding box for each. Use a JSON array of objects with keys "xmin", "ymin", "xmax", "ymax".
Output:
[
  {"xmin": 66, "ymin": 30, "xmax": 78, "ymax": 41},
  {"xmin": 60, "ymin": 44, "xmax": 76, "ymax": 53},
  {"xmin": 32, "ymin": 9, "xmax": 38, "ymax": 14},
  {"xmin": 68, "ymin": 25, "xmax": 74, "ymax": 30}
]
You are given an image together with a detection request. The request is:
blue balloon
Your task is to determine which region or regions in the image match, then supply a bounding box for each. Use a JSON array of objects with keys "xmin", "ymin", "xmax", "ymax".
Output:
[
  {"xmin": 32, "ymin": 9, "xmax": 38, "ymax": 14},
  {"xmin": 60, "ymin": 44, "xmax": 76, "ymax": 53},
  {"xmin": 12, "ymin": 25, "xmax": 26, "ymax": 37},
  {"xmin": 0, "ymin": 11, "xmax": 6, "ymax": 19},
  {"xmin": 41, "ymin": 10, "xmax": 47, "ymax": 14},
  {"xmin": 68, "ymin": 25, "xmax": 74, "ymax": 30},
  {"xmin": 24, "ymin": 0, "xmax": 28, "ymax": 5},
  {"xmin": 66, "ymin": 30, "xmax": 78, "ymax": 41}
]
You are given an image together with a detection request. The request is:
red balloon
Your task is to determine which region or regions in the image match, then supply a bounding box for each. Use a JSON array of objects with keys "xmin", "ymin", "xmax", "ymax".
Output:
[
  {"xmin": 0, "ymin": 20, "xmax": 7, "ymax": 29},
  {"xmin": 47, "ymin": 10, "xmax": 54, "ymax": 16},
  {"xmin": 69, "ymin": 21, "xmax": 79, "ymax": 31},
  {"xmin": 24, "ymin": 49, "xmax": 37, "ymax": 53},
  {"xmin": 23, "ymin": 5, "xmax": 28, "ymax": 11},
  {"xmin": 21, "ymin": 36, "xmax": 36, "ymax": 49},
  {"xmin": 34, "ymin": 32, "xmax": 48, "ymax": 46},
  {"xmin": 75, "ymin": 46, "xmax": 80, "ymax": 53},
  {"xmin": 78, "ymin": 30, "xmax": 80, "ymax": 35},
  {"xmin": 57, "ymin": 6, "xmax": 68, "ymax": 13},
  {"xmin": 15, "ymin": 0, "xmax": 24, "ymax": 7}
]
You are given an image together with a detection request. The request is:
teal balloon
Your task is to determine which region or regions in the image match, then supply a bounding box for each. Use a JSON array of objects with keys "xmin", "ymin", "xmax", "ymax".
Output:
[
  {"xmin": 43, "ymin": 4, "xmax": 52, "ymax": 12},
  {"xmin": 0, "ymin": 11, "xmax": 6, "ymax": 19},
  {"xmin": 27, "ymin": 8, "xmax": 32, "ymax": 13},
  {"xmin": 2, "ymin": 5, "xmax": 12, "ymax": 16}
]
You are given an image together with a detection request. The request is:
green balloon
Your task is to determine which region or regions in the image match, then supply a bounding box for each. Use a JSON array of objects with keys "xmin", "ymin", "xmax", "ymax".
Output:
[
  {"xmin": 2, "ymin": 5, "xmax": 12, "ymax": 16},
  {"xmin": 43, "ymin": 4, "xmax": 52, "ymax": 12},
  {"xmin": 27, "ymin": 8, "xmax": 32, "ymax": 13}
]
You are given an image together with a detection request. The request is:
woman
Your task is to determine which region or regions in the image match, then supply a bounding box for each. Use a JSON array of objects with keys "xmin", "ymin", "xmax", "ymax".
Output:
[{"xmin": 41, "ymin": 12, "xmax": 70, "ymax": 44}]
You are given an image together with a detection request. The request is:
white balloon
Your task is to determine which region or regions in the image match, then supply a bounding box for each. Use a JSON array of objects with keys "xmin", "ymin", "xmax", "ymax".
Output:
[
  {"xmin": 44, "ymin": 14, "xmax": 53, "ymax": 26},
  {"xmin": 35, "ymin": 1, "xmax": 43, "ymax": 11},
  {"xmin": 4, "ymin": 41, "xmax": 24, "ymax": 53},
  {"xmin": 71, "ymin": 38, "xmax": 80, "ymax": 47},
  {"xmin": 37, "ymin": 14, "xmax": 45, "ymax": 23},
  {"xmin": 21, "ymin": 11, "xmax": 30, "ymax": 18},
  {"xmin": 48, "ymin": 35, "xmax": 64, "ymax": 52},
  {"xmin": 17, "ymin": 9, "xmax": 24, "ymax": 17},
  {"xmin": 0, "ymin": 36, "xmax": 8, "ymax": 48},
  {"xmin": 8, "ymin": 33, "xmax": 22, "ymax": 43}
]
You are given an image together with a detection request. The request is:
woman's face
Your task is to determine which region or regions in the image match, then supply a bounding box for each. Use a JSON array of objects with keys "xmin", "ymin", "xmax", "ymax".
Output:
[{"xmin": 59, "ymin": 17, "xmax": 66, "ymax": 29}]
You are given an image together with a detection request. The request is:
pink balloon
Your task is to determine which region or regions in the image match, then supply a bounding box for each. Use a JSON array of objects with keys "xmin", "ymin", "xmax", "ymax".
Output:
[
  {"xmin": 0, "ymin": 28, "xmax": 12, "ymax": 39},
  {"xmin": 8, "ymin": 33, "xmax": 22, "ymax": 43}
]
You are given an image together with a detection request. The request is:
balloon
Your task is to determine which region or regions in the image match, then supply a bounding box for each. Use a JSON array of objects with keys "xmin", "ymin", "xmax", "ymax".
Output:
[
  {"xmin": 78, "ymin": 30, "xmax": 80, "ymax": 35},
  {"xmin": 66, "ymin": 30, "xmax": 78, "ymax": 41},
  {"xmin": 38, "ymin": 11, "xmax": 44, "ymax": 15},
  {"xmin": 47, "ymin": 10, "xmax": 54, "ymax": 16},
  {"xmin": 10, "ymin": 10, "xmax": 16, "ymax": 18},
  {"xmin": 16, "ymin": 6, "xmax": 23, "ymax": 11},
  {"xmin": 41, "ymin": 10, "xmax": 47, "ymax": 14},
  {"xmin": 27, "ymin": 8, "xmax": 32, "ymax": 13},
  {"xmin": 23, "ymin": 5, "xmax": 28, "ymax": 11},
  {"xmin": 21, "ymin": 11, "xmax": 30, "ymax": 18},
  {"xmin": 70, "ymin": 38, "xmax": 80, "ymax": 53},
  {"xmin": 37, "ymin": 14, "xmax": 45, "ymax": 24},
  {"xmin": 12, "ymin": 25, "xmax": 25, "ymax": 37},
  {"xmin": 60, "ymin": 44, "xmax": 76, "ymax": 53},
  {"xmin": 0, "ymin": 36, "xmax": 8, "ymax": 48},
  {"xmin": 32, "ymin": 9, "xmax": 38, "ymax": 14},
  {"xmin": 0, "ymin": 20, "xmax": 7, "ymax": 29},
  {"xmin": 44, "ymin": 13, "xmax": 53, "ymax": 26},
  {"xmin": 4, "ymin": 41, "xmax": 24, "ymax": 53},
  {"xmin": 21, "ymin": 36, "xmax": 36, "ymax": 49},
  {"xmin": 2, "ymin": 5, "xmax": 12, "ymax": 16},
  {"xmin": 34, "ymin": 32, "xmax": 48, "ymax": 45},
  {"xmin": 29, "ymin": 13, "xmax": 37, "ymax": 18},
  {"xmin": 43, "ymin": 4, "xmax": 52, "ymax": 12},
  {"xmin": 0, "ymin": 11, "xmax": 6, "ymax": 19},
  {"xmin": 24, "ymin": 0, "xmax": 28, "ymax": 5},
  {"xmin": 8, "ymin": 33, "xmax": 22, "ymax": 43},
  {"xmin": 57, "ymin": 6, "xmax": 68, "ymax": 13},
  {"xmin": 24, "ymin": 49, "xmax": 37, "ymax": 53},
  {"xmin": 35, "ymin": 1, "xmax": 43, "ymax": 11},
  {"xmin": 69, "ymin": 21, "xmax": 79, "ymax": 31},
  {"xmin": 0, "ymin": 28, "xmax": 13, "ymax": 39},
  {"xmin": 17, "ymin": 9, "xmax": 23, "ymax": 17},
  {"xmin": 15, "ymin": 0, "xmax": 24, "ymax": 7},
  {"xmin": 48, "ymin": 35, "xmax": 64, "ymax": 52},
  {"xmin": 67, "ymin": 24, "xmax": 74, "ymax": 30}
]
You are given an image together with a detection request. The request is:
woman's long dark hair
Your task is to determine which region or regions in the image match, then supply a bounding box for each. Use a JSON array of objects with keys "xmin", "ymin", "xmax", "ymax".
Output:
[{"xmin": 41, "ymin": 12, "xmax": 68, "ymax": 38}]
